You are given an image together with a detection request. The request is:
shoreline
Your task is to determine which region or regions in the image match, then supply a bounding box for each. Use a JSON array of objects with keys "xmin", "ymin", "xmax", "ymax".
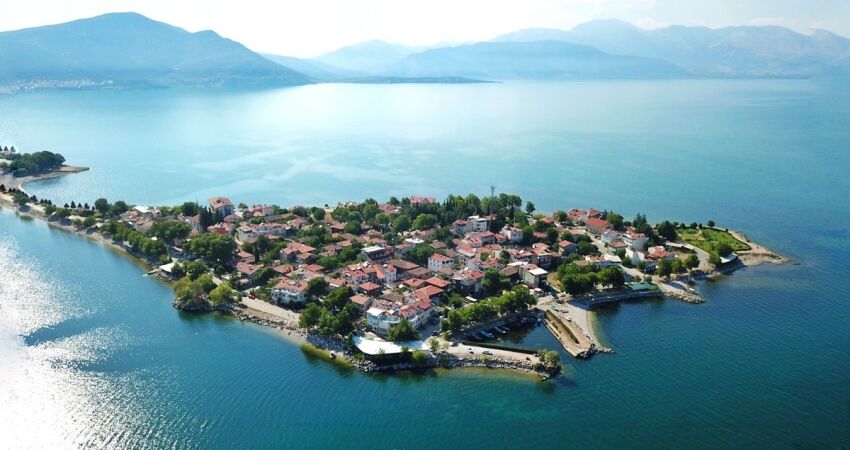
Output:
[
  {"xmin": 722, "ymin": 228, "xmax": 795, "ymax": 267},
  {"xmin": 1, "ymin": 166, "xmax": 795, "ymax": 380},
  {"xmin": 0, "ymin": 165, "xmax": 90, "ymax": 192},
  {"xmin": 0, "ymin": 195, "xmax": 555, "ymax": 379}
]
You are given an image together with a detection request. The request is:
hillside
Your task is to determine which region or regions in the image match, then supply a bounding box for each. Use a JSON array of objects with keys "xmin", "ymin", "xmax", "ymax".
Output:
[
  {"xmin": 493, "ymin": 20, "xmax": 850, "ymax": 78},
  {"xmin": 388, "ymin": 40, "xmax": 688, "ymax": 80},
  {"xmin": 0, "ymin": 12, "xmax": 313, "ymax": 89}
]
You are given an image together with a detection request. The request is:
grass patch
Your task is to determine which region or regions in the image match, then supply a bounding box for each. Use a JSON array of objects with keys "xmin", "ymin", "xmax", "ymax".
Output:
[{"xmin": 679, "ymin": 228, "xmax": 750, "ymax": 254}]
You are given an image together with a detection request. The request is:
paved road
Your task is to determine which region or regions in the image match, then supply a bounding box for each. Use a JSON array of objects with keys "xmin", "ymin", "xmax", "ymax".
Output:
[
  {"xmin": 241, "ymin": 297, "xmax": 300, "ymax": 323},
  {"xmin": 445, "ymin": 342, "xmax": 539, "ymax": 364}
]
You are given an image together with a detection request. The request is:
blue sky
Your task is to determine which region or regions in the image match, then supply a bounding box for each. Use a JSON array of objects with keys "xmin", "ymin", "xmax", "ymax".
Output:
[{"xmin": 0, "ymin": 0, "xmax": 847, "ymax": 57}]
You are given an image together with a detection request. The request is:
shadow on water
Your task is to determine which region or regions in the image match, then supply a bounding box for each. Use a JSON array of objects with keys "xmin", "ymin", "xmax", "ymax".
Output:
[
  {"xmin": 176, "ymin": 310, "xmax": 239, "ymax": 325},
  {"xmin": 23, "ymin": 313, "xmax": 106, "ymax": 346}
]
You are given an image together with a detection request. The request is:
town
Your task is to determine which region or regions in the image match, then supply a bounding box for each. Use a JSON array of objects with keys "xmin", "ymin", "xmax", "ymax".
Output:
[{"xmin": 0, "ymin": 178, "xmax": 787, "ymax": 377}]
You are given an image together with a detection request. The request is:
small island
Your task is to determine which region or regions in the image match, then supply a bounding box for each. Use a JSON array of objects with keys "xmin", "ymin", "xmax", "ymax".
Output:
[{"xmin": 0, "ymin": 159, "xmax": 790, "ymax": 380}]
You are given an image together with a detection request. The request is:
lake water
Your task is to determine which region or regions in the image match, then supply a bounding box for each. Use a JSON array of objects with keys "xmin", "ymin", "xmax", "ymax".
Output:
[{"xmin": 1, "ymin": 80, "xmax": 849, "ymax": 448}]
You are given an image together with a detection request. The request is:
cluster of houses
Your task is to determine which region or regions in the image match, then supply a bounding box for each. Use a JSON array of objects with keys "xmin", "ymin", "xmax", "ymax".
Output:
[
  {"xmin": 205, "ymin": 197, "xmax": 585, "ymax": 337},
  {"xmin": 565, "ymin": 208, "xmax": 679, "ymax": 271},
  {"xmin": 123, "ymin": 197, "xmax": 685, "ymax": 339}
]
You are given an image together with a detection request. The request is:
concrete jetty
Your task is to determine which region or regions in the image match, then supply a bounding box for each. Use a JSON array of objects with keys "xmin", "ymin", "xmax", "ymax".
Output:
[{"xmin": 542, "ymin": 310, "xmax": 596, "ymax": 358}]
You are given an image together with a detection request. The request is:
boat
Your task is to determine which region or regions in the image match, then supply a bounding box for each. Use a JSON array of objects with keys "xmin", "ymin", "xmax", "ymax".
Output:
[
  {"xmin": 494, "ymin": 326, "xmax": 507, "ymax": 334},
  {"xmin": 480, "ymin": 330, "xmax": 495, "ymax": 339}
]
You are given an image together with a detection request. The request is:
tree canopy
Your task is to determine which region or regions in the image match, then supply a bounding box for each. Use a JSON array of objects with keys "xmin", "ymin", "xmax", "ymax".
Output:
[
  {"xmin": 187, "ymin": 233, "xmax": 237, "ymax": 262},
  {"xmin": 387, "ymin": 318, "xmax": 419, "ymax": 342}
]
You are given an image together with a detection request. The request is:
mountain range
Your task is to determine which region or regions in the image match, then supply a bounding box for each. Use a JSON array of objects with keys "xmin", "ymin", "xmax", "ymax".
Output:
[
  {"xmin": 492, "ymin": 19, "xmax": 850, "ymax": 78},
  {"xmin": 1, "ymin": 12, "xmax": 849, "ymax": 91},
  {"xmin": 0, "ymin": 12, "xmax": 311, "ymax": 89}
]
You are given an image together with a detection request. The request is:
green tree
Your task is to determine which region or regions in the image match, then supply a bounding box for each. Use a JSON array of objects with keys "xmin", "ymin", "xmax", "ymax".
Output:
[
  {"xmin": 656, "ymin": 220, "xmax": 678, "ymax": 242},
  {"xmin": 186, "ymin": 260, "xmax": 208, "ymax": 280},
  {"xmin": 343, "ymin": 220, "xmax": 362, "ymax": 235},
  {"xmin": 411, "ymin": 350, "xmax": 429, "ymax": 367},
  {"xmin": 525, "ymin": 201, "xmax": 535, "ymax": 214},
  {"xmin": 180, "ymin": 202, "xmax": 200, "ymax": 217},
  {"xmin": 599, "ymin": 267, "xmax": 625, "ymax": 288},
  {"xmin": 299, "ymin": 303, "xmax": 323, "ymax": 328},
  {"xmin": 149, "ymin": 220, "xmax": 192, "ymax": 243},
  {"xmin": 539, "ymin": 350, "xmax": 560, "ymax": 368},
  {"xmin": 671, "ymin": 258, "xmax": 686, "ymax": 274},
  {"xmin": 94, "ymin": 198, "xmax": 109, "ymax": 214},
  {"xmin": 111, "ymin": 200, "xmax": 129, "ymax": 215},
  {"xmin": 709, "ymin": 253, "xmax": 721, "ymax": 266},
  {"xmin": 324, "ymin": 286, "xmax": 353, "ymax": 311},
  {"xmin": 310, "ymin": 207, "xmax": 326, "ymax": 222},
  {"xmin": 305, "ymin": 277, "xmax": 328, "ymax": 299},
  {"xmin": 387, "ymin": 318, "xmax": 419, "ymax": 342},
  {"xmin": 685, "ymin": 253, "xmax": 700, "ymax": 270},
  {"xmin": 716, "ymin": 242, "xmax": 733, "ymax": 257},
  {"xmin": 171, "ymin": 263, "xmax": 185, "ymax": 279},
  {"xmin": 253, "ymin": 267, "xmax": 275, "ymax": 286},
  {"xmin": 656, "ymin": 258, "xmax": 673, "ymax": 278},
  {"xmin": 481, "ymin": 268, "xmax": 508, "ymax": 295},
  {"xmin": 412, "ymin": 213, "xmax": 437, "ymax": 230},
  {"xmin": 391, "ymin": 215, "xmax": 411, "ymax": 234},
  {"xmin": 405, "ymin": 245, "xmax": 436, "ymax": 265},
  {"xmin": 606, "ymin": 212, "xmax": 624, "ymax": 230},
  {"xmin": 209, "ymin": 283, "xmax": 237, "ymax": 306},
  {"xmin": 188, "ymin": 233, "xmax": 237, "ymax": 262}
]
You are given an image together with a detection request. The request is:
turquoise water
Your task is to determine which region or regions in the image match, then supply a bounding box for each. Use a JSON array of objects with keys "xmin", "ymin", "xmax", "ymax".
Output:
[{"xmin": 1, "ymin": 80, "xmax": 849, "ymax": 448}]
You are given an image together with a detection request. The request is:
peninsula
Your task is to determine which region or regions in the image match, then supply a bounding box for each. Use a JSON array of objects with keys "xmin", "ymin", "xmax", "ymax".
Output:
[{"xmin": 0, "ymin": 159, "xmax": 790, "ymax": 379}]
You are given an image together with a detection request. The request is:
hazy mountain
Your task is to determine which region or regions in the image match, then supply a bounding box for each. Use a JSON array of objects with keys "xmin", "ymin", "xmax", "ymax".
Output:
[
  {"xmin": 262, "ymin": 54, "xmax": 360, "ymax": 80},
  {"xmin": 263, "ymin": 53, "xmax": 486, "ymax": 84},
  {"xmin": 388, "ymin": 41, "xmax": 688, "ymax": 80},
  {"xmin": 493, "ymin": 20, "xmax": 850, "ymax": 77},
  {"xmin": 0, "ymin": 12, "xmax": 313, "ymax": 89},
  {"xmin": 314, "ymin": 40, "xmax": 421, "ymax": 73}
]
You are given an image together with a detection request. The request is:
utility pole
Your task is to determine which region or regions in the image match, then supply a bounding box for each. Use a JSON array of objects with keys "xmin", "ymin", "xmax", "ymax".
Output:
[{"xmin": 489, "ymin": 185, "xmax": 496, "ymax": 217}]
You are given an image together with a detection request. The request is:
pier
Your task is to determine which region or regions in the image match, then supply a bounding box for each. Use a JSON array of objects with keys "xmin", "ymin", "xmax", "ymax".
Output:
[{"xmin": 542, "ymin": 309, "xmax": 596, "ymax": 358}]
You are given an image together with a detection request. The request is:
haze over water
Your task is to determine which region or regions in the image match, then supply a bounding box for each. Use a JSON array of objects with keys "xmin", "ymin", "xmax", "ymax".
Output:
[{"xmin": 1, "ymin": 80, "xmax": 849, "ymax": 448}]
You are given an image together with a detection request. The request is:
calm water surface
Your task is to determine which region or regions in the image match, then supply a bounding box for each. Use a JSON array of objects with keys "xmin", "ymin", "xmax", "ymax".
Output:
[{"xmin": 0, "ymin": 80, "xmax": 849, "ymax": 449}]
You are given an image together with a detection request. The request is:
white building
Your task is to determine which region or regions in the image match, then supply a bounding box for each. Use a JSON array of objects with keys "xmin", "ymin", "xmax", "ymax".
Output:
[
  {"xmin": 209, "ymin": 197, "xmax": 234, "ymax": 217},
  {"xmin": 521, "ymin": 264, "xmax": 548, "ymax": 288},
  {"xmin": 237, "ymin": 222, "xmax": 287, "ymax": 241},
  {"xmin": 453, "ymin": 215, "xmax": 490, "ymax": 235},
  {"xmin": 500, "ymin": 225, "xmax": 524, "ymax": 243},
  {"xmin": 366, "ymin": 306, "xmax": 425, "ymax": 336},
  {"xmin": 601, "ymin": 230, "xmax": 621, "ymax": 244},
  {"xmin": 271, "ymin": 279, "xmax": 308, "ymax": 305},
  {"xmin": 428, "ymin": 253, "xmax": 455, "ymax": 272},
  {"xmin": 622, "ymin": 229, "xmax": 649, "ymax": 251}
]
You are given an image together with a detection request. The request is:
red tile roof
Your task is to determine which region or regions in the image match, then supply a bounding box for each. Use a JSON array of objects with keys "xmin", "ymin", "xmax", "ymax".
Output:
[
  {"xmin": 424, "ymin": 276, "xmax": 450, "ymax": 289},
  {"xmin": 586, "ymin": 217, "xmax": 610, "ymax": 229}
]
